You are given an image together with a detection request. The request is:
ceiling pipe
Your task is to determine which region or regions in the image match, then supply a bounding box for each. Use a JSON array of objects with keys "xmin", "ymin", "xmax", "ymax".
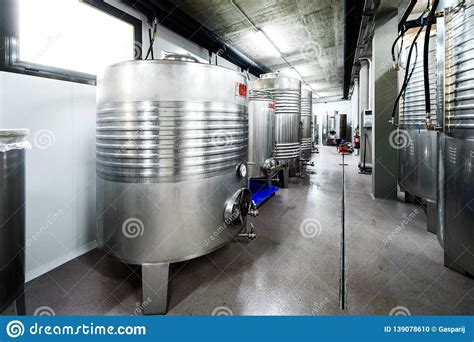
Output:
[
  {"xmin": 121, "ymin": 0, "xmax": 270, "ymax": 76},
  {"xmin": 343, "ymin": 0, "xmax": 368, "ymax": 99}
]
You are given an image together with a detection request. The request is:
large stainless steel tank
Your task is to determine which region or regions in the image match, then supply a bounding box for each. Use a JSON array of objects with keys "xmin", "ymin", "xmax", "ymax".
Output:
[
  {"xmin": 437, "ymin": 0, "xmax": 474, "ymax": 276},
  {"xmin": 300, "ymin": 89, "xmax": 313, "ymax": 160},
  {"xmin": 251, "ymin": 73, "xmax": 301, "ymax": 175},
  {"xmin": 0, "ymin": 129, "xmax": 28, "ymax": 315},
  {"xmin": 96, "ymin": 57, "xmax": 254, "ymax": 313},
  {"xmin": 398, "ymin": 32, "xmax": 438, "ymax": 202},
  {"xmin": 247, "ymin": 89, "xmax": 276, "ymax": 178}
]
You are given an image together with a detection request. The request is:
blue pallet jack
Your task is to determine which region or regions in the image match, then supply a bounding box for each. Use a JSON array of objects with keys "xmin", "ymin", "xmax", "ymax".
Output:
[{"xmin": 249, "ymin": 179, "xmax": 279, "ymax": 208}]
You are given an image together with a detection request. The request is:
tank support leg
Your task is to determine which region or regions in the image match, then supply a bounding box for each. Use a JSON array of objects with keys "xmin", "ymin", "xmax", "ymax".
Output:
[
  {"xmin": 278, "ymin": 168, "xmax": 289, "ymax": 188},
  {"xmin": 426, "ymin": 200, "xmax": 437, "ymax": 234},
  {"xmin": 15, "ymin": 283, "xmax": 26, "ymax": 315},
  {"xmin": 142, "ymin": 263, "xmax": 170, "ymax": 315}
]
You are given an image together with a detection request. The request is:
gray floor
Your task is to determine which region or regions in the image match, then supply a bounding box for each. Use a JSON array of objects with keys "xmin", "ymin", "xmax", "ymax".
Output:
[{"xmin": 21, "ymin": 146, "xmax": 474, "ymax": 316}]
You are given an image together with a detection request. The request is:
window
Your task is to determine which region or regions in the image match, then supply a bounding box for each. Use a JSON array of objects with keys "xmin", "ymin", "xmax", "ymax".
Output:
[{"xmin": 1, "ymin": 0, "xmax": 142, "ymax": 83}]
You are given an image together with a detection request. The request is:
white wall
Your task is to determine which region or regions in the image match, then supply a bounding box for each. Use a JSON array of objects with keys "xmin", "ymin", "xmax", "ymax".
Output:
[
  {"xmin": 312, "ymin": 99, "xmax": 353, "ymax": 143},
  {"xmin": 0, "ymin": 72, "xmax": 97, "ymax": 281},
  {"xmin": 0, "ymin": 1, "xmax": 247, "ymax": 281}
]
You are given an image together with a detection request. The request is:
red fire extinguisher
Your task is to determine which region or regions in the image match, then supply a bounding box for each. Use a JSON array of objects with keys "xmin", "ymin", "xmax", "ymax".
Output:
[{"xmin": 353, "ymin": 127, "xmax": 360, "ymax": 149}]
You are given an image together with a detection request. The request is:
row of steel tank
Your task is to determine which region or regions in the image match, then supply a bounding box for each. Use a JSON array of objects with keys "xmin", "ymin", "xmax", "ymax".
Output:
[
  {"xmin": 95, "ymin": 57, "xmax": 313, "ymax": 314},
  {"xmin": 250, "ymin": 72, "xmax": 313, "ymax": 177},
  {"xmin": 397, "ymin": 0, "xmax": 473, "ymax": 276}
]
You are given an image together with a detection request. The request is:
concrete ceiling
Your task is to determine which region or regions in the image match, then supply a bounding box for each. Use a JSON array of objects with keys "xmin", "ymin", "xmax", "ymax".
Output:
[{"xmin": 168, "ymin": 0, "xmax": 345, "ymax": 98}]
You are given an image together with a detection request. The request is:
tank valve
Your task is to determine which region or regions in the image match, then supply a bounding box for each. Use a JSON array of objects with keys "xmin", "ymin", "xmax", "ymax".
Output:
[
  {"xmin": 238, "ymin": 223, "xmax": 256, "ymax": 240},
  {"xmin": 249, "ymin": 200, "xmax": 259, "ymax": 217}
]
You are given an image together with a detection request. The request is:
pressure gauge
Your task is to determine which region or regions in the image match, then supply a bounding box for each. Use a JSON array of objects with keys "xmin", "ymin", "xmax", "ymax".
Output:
[{"xmin": 236, "ymin": 163, "xmax": 247, "ymax": 178}]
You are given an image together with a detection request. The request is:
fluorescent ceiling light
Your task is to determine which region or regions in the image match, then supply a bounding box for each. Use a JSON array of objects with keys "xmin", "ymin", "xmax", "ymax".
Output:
[
  {"xmin": 262, "ymin": 25, "xmax": 294, "ymax": 54},
  {"xmin": 253, "ymin": 30, "xmax": 281, "ymax": 58}
]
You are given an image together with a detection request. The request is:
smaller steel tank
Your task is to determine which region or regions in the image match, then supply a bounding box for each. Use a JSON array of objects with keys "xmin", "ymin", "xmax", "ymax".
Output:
[
  {"xmin": 0, "ymin": 129, "xmax": 29, "ymax": 314},
  {"xmin": 323, "ymin": 111, "xmax": 337, "ymax": 145},
  {"xmin": 312, "ymin": 114, "xmax": 319, "ymax": 146},
  {"xmin": 251, "ymin": 73, "xmax": 301, "ymax": 175},
  {"xmin": 247, "ymin": 89, "xmax": 277, "ymax": 178},
  {"xmin": 300, "ymin": 89, "xmax": 313, "ymax": 160}
]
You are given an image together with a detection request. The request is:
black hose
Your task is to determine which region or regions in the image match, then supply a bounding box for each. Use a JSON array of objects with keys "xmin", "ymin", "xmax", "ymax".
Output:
[
  {"xmin": 392, "ymin": 3, "xmax": 430, "ymax": 63},
  {"xmin": 392, "ymin": 43, "xmax": 418, "ymax": 121},
  {"xmin": 398, "ymin": 0, "xmax": 418, "ymax": 32},
  {"xmin": 145, "ymin": 19, "xmax": 158, "ymax": 60},
  {"xmin": 147, "ymin": 28, "xmax": 154, "ymax": 59},
  {"xmin": 391, "ymin": 0, "xmax": 417, "ymax": 62},
  {"xmin": 423, "ymin": 0, "xmax": 440, "ymax": 116},
  {"xmin": 391, "ymin": 18, "xmax": 425, "ymax": 121}
]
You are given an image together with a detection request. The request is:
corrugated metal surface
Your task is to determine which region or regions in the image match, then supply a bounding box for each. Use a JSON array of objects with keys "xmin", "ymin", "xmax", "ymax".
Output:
[
  {"xmin": 399, "ymin": 34, "xmax": 437, "ymax": 127},
  {"xmin": 445, "ymin": 0, "xmax": 474, "ymax": 130}
]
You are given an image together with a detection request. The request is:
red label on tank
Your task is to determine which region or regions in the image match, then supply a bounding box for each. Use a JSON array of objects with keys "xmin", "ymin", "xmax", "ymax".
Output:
[
  {"xmin": 236, "ymin": 83, "xmax": 247, "ymax": 97},
  {"xmin": 269, "ymin": 102, "xmax": 275, "ymax": 109}
]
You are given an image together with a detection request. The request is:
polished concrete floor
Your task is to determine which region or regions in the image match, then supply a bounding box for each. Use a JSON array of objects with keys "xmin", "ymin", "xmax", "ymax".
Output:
[{"xmin": 20, "ymin": 146, "xmax": 474, "ymax": 315}]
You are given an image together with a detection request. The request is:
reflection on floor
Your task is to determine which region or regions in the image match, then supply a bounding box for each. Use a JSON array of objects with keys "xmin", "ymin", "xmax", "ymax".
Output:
[{"xmin": 21, "ymin": 146, "xmax": 474, "ymax": 315}]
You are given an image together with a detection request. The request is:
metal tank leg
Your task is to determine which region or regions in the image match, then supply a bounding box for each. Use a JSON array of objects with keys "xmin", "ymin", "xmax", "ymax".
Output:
[
  {"xmin": 142, "ymin": 263, "xmax": 170, "ymax": 315},
  {"xmin": 426, "ymin": 200, "xmax": 437, "ymax": 234},
  {"xmin": 278, "ymin": 168, "xmax": 289, "ymax": 188},
  {"xmin": 15, "ymin": 284, "xmax": 26, "ymax": 316},
  {"xmin": 404, "ymin": 191, "xmax": 422, "ymax": 205}
]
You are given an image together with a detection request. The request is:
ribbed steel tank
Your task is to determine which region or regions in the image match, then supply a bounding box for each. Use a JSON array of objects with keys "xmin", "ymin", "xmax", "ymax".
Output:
[
  {"xmin": 300, "ymin": 89, "xmax": 313, "ymax": 160},
  {"xmin": 251, "ymin": 73, "xmax": 301, "ymax": 174},
  {"xmin": 437, "ymin": 0, "xmax": 474, "ymax": 275},
  {"xmin": 312, "ymin": 114, "xmax": 318, "ymax": 146},
  {"xmin": 96, "ymin": 57, "xmax": 252, "ymax": 266},
  {"xmin": 247, "ymin": 89, "xmax": 276, "ymax": 178},
  {"xmin": 0, "ymin": 129, "xmax": 28, "ymax": 314},
  {"xmin": 323, "ymin": 111, "xmax": 337, "ymax": 145},
  {"xmin": 398, "ymin": 32, "xmax": 438, "ymax": 202}
]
